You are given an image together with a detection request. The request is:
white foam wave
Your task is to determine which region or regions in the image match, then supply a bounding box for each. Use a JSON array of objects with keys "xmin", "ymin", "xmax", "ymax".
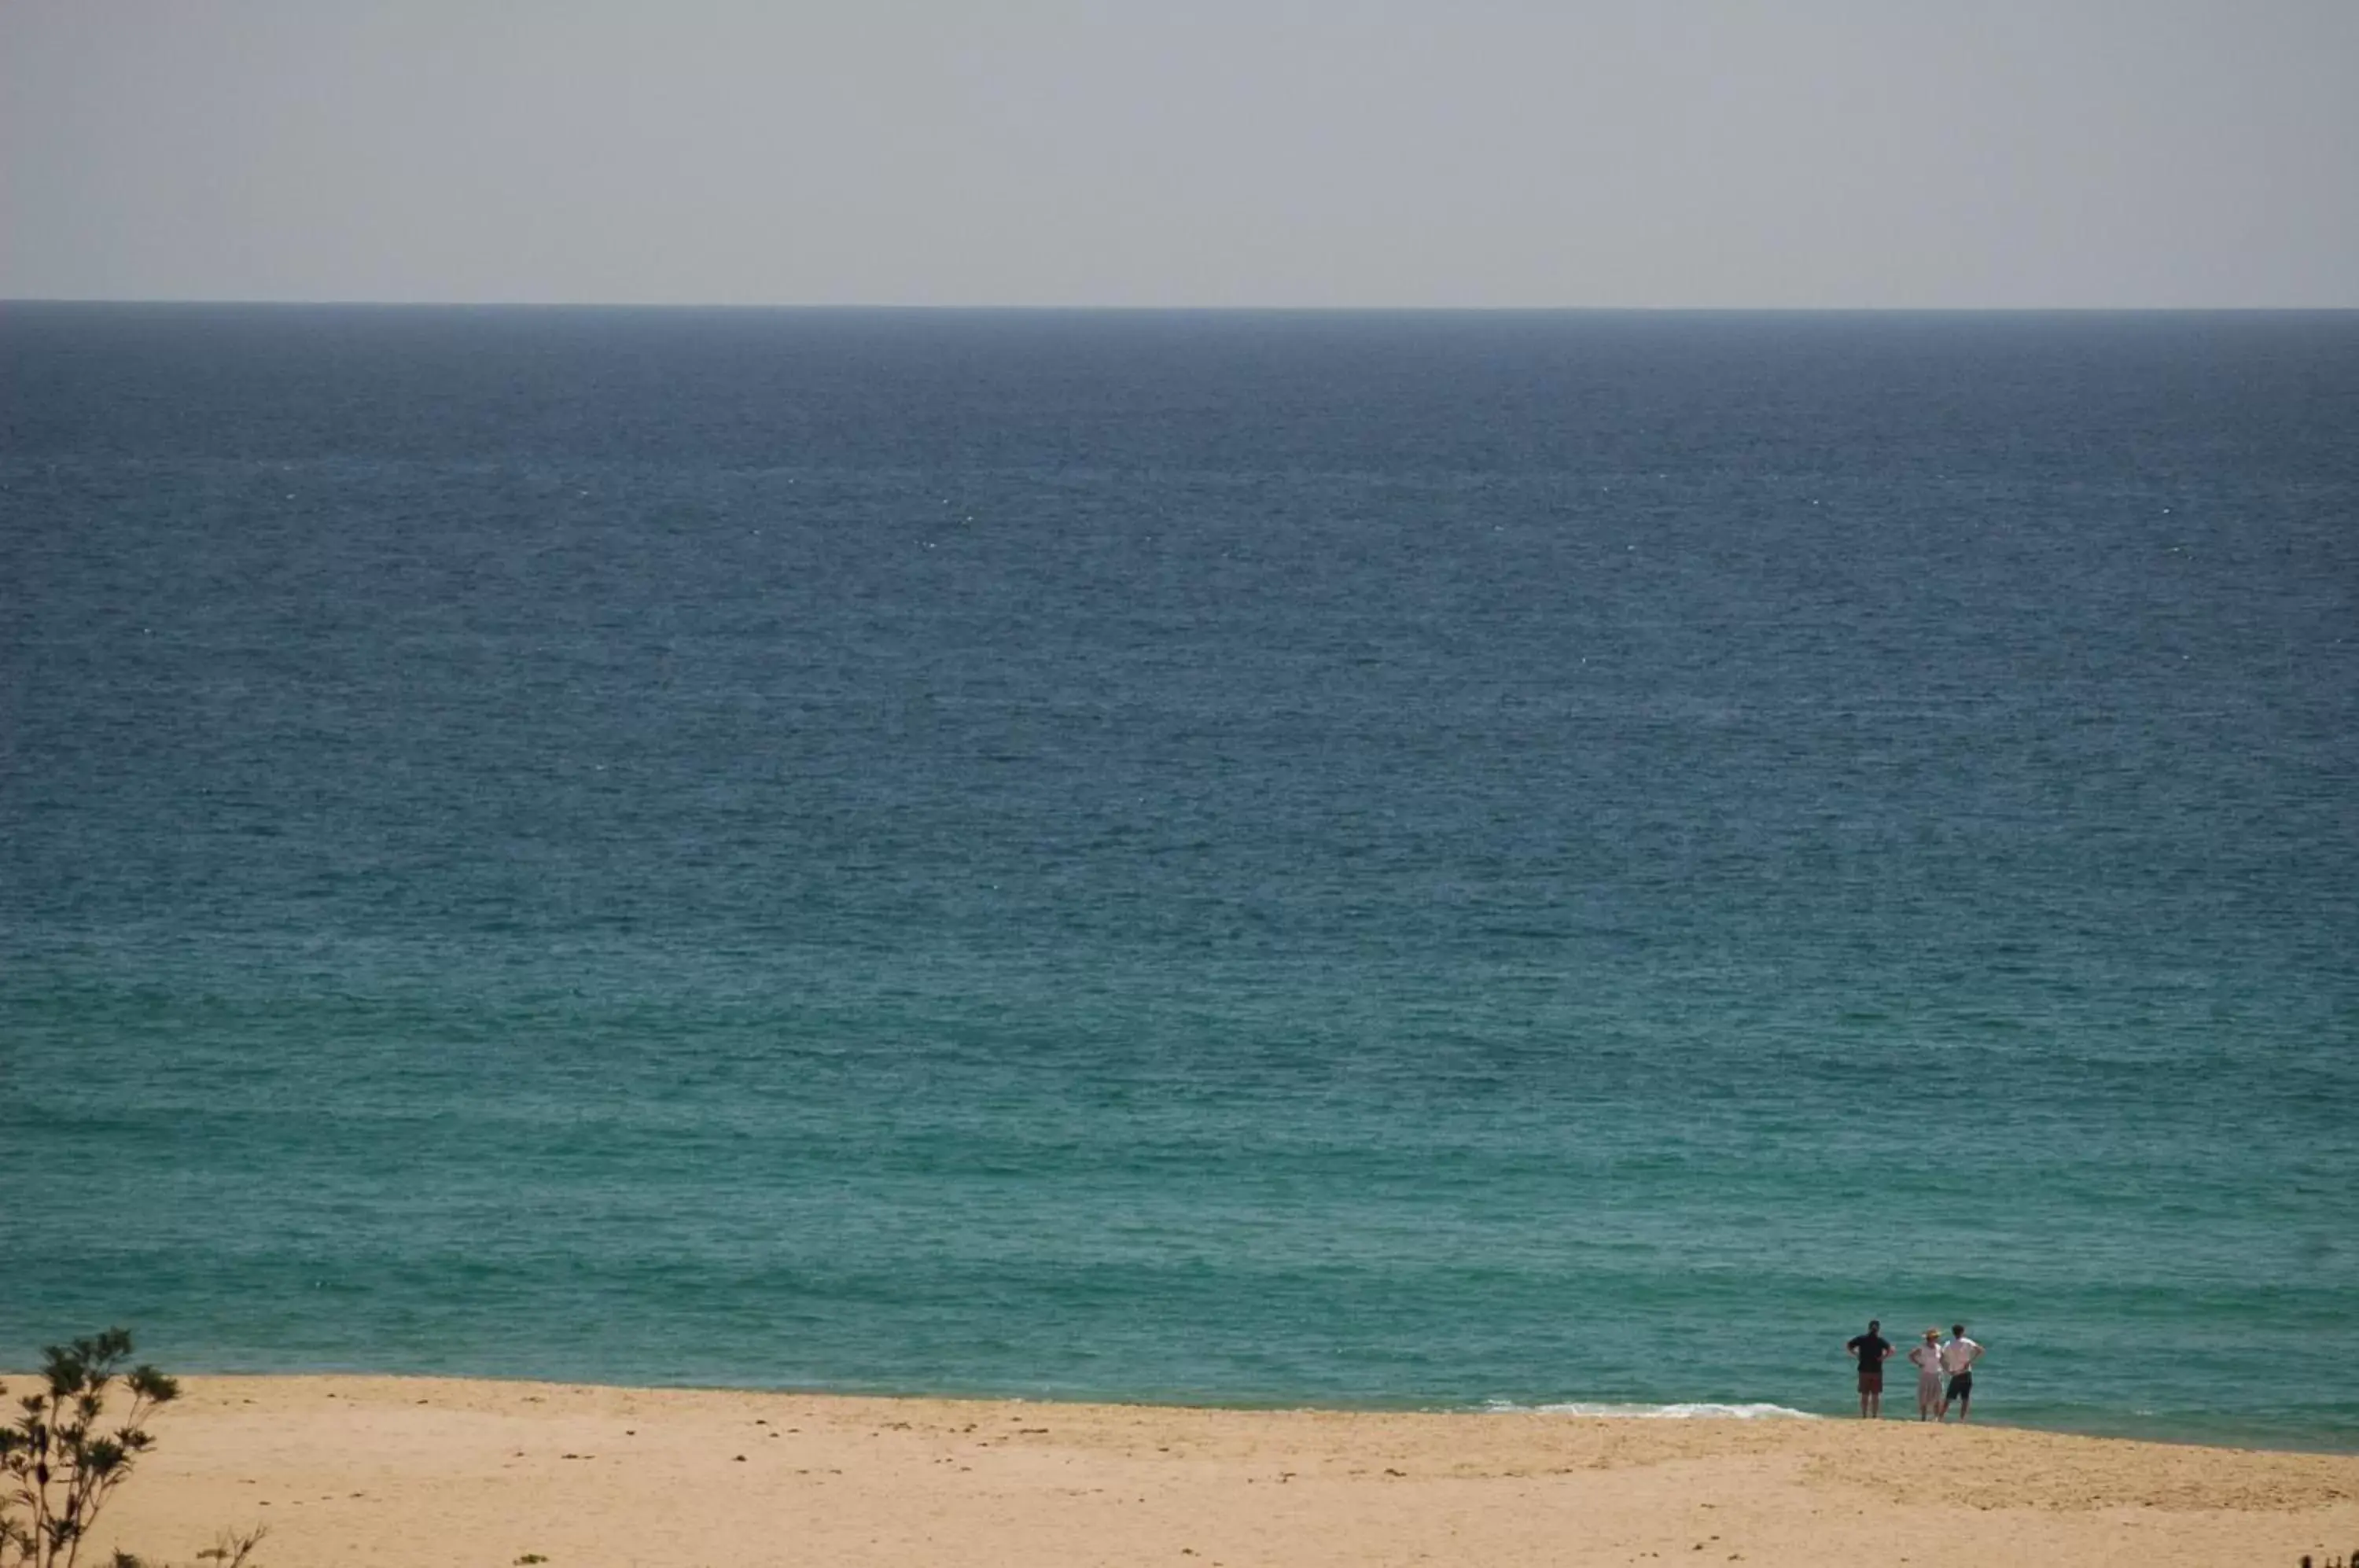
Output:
[{"xmin": 1484, "ymin": 1400, "xmax": 1819, "ymax": 1420}]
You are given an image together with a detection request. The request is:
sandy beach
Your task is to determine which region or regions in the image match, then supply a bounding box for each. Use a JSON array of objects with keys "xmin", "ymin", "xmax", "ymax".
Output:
[{"xmin": 36, "ymin": 1375, "xmax": 2353, "ymax": 1568}]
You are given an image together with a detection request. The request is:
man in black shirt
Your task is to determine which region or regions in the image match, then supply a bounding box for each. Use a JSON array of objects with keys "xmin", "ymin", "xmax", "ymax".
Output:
[{"xmin": 1846, "ymin": 1319, "xmax": 1894, "ymax": 1419}]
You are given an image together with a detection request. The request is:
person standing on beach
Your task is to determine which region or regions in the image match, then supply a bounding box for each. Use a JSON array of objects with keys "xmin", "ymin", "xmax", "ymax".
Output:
[
  {"xmin": 1846, "ymin": 1319, "xmax": 1894, "ymax": 1418},
  {"xmin": 1941, "ymin": 1324, "xmax": 1984, "ymax": 1420},
  {"xmin": 1908, "ymin": 1327, "xmax": 1946, "ymax": 1420}
]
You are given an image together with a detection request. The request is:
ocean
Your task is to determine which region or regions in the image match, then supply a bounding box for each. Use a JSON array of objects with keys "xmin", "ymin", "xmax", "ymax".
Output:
[{"xmin": 2, "ymin": 305, "xmax": 2353, "ymax": 1449}]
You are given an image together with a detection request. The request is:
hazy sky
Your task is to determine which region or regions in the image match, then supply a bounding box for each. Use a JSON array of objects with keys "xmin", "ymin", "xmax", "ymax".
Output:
[{"xmin": 5, "ymin": 1, "xmax": 2354, "ymax": 307}]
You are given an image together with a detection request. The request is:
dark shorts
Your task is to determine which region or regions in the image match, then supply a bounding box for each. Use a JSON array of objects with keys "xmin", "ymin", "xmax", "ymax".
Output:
[
  {"xmin": 1857, "ymin": 1369, "xmax": 1883, "ymax": 1394},
  {"xmin": 1947, "ymin": 1372, "xmax": 1973, "ymax": 1401}
]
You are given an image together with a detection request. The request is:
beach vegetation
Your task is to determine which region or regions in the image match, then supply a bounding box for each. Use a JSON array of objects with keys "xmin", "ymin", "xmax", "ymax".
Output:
[
  {"xmin": 126, "ymin": 1527, "xmax": 267, "ymax": 1568},
  {"xmin": 0, "ymin": 1328, "xmax": 195, "ymax": 1568}
]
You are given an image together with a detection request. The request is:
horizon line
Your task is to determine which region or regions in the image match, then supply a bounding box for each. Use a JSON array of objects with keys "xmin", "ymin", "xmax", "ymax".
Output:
[{"xmin": 6, "ymin": 297, "xmax": 2357, "ymax": 315}]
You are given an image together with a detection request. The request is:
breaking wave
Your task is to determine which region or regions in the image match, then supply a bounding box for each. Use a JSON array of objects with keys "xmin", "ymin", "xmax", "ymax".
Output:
[{"xmin": 1482, "ymin": 1401, "xmax": 1819, "ymax": 1420}]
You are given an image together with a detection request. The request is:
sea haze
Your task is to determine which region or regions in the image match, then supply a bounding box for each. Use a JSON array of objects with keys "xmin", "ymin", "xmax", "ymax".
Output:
[{"xmin": 2, "ymin": 306, "xmax": 2354, "ymax": 1448}]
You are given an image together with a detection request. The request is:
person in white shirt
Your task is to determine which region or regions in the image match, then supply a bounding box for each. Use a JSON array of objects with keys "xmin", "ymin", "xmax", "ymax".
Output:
[
  {"xmin": 1906, "ymin": 1327, "xmax": 1945, "ymax": 1420},
  {"xmin": 1940, "ymin": 1324, "xmax": 1984, "ymax": 1421}
]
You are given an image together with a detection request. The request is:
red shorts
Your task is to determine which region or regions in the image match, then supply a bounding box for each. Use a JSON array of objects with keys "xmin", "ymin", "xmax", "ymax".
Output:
[{"xmin": 1857, "ymin": 1369, "xmax": 1883, "ymax": 1394}]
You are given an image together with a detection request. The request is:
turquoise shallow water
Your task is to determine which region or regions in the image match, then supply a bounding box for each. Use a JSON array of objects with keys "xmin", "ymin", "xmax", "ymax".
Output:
[{"xmin": 2, "ymin": 307, "xmax": 2355, "ymax": 1448}]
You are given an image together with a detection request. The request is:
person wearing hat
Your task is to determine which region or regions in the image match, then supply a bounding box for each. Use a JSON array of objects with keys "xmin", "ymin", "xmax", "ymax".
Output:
[{"xmin": 1906, "ymin": 1327, "xmax": 1946, "ymax": 1420}]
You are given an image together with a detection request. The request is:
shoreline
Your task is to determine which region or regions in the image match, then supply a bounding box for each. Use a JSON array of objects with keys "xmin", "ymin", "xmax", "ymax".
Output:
[
  {"xmin": 28, "ymin": 1362, "xmax": 2354, "ymax": 1457},
  {"xmin": 37, "ymin": 1373, "xmax": 2359, "ymax": 1566}
]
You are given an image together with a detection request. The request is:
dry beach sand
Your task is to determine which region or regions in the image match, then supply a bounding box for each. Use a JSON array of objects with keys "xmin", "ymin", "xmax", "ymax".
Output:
[{"xmin": 54, "ymin": 1375, "xmax": 2359, "ymax": 1567}]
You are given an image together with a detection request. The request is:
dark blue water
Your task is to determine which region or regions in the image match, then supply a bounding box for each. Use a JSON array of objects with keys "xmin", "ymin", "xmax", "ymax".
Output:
[{"xmin": 3, "ymin": 306, "xmax": 2354, "ymax": 1448}]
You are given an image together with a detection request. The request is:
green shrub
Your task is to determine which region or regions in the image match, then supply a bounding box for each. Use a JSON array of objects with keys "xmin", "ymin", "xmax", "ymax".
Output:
[{"xmin": 1, "ymin": 1330, "xmax": 179, "ymax": 1568}]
